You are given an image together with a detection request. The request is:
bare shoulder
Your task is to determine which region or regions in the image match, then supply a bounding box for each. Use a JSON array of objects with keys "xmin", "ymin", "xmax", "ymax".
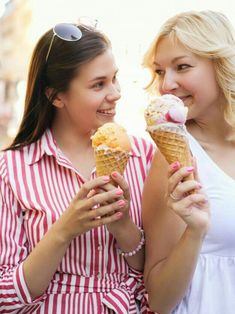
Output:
[{"xmin": 142, "ymin": 150, "xmax": 186, "ymax": 280}]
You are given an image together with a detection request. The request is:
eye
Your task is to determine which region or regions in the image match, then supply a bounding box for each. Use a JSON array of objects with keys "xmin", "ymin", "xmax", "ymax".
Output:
[
  {"xmin": 155, "ymin": 69, "xmax": 164, "ymax": 76},
  {"xmin": 177, "ymin": 64, "xmax": 191, "ymax": 71},
  {"xmin": 112, "ymin": 75, "xmax": 117, "ymax": 83},
  {"xmin": 92, "ymin": 81, "xmax": 104, "ymax": 89},
  {"xmin": 112, "ymin": 71, "xmax": 119, "ymax": 83}
]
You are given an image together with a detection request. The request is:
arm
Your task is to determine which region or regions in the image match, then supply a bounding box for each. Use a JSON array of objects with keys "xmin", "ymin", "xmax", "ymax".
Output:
[
  {"xmin": 100, "ymin": 139, "xmax": 155, "ymax": 272},
  {"xmin": 0, "ymin": 175, "xmax": 35, "ymax": 312},
  {"xmin": 142, "ymin": 151, "xmax": 209, "ymax": 313},
  {"xmin": 103, "ymin": 172, "xmax": 145, "ymax": 271},
  {"xmin": 0, "ymin": 175, "xmax": 125, "ymax": 311}
]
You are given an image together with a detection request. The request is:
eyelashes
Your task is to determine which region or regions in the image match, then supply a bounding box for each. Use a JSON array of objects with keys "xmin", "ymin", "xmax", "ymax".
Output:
[{"xmin": 155, "ymin": 64, "xmax": 192, "ymax": 76}]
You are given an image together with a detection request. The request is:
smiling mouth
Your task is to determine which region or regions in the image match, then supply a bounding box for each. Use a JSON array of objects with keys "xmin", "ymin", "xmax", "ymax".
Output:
[
  {"xmin": 178, "ymin": 95, "xmax": 191, "ymax": 102},
  {"xmin": 97, "ymin": 109, "xmax": 116, "ymax": 116}
]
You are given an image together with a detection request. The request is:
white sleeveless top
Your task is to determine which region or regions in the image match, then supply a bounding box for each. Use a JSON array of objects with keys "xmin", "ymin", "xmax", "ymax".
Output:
[{"xmin": 173, "ymin": 133, "xmax": 235, "ymax": 314}]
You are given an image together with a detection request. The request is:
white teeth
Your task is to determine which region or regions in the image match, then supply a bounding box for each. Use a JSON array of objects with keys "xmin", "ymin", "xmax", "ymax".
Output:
[{"xmin": 98, "ymin": 109, "xmax": 115, "ymax": 114}]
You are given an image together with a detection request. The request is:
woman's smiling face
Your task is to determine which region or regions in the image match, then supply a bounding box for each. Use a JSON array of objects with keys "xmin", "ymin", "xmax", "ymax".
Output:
[
  {"xmin": 154, "ymin": 36, "xmax": 223, "ymax": 121},
  {"xmin": 54, "ymin": 49, "xmax": 121, "ymax": 133}
]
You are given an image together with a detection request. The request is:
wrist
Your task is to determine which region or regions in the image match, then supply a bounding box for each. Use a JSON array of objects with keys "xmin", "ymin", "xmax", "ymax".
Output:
[
  {"xmin": 51, "ymin": 219, "xmax": 74, "ymax": 245},
  {"xmin": 184, "ymin": 226, "xmax": 207, "ymax": 242},
  {"xmin": 117, "ymin": 227, "xmax": 145, "ymax": 257}
]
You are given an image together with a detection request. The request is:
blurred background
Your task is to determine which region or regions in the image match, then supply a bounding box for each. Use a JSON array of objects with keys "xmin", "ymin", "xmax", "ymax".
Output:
[{"xmin": 1, "ymin": 0, "xmax": 235, "ymax": 148}]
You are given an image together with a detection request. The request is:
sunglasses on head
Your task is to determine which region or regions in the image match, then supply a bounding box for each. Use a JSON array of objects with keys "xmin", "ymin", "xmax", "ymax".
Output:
[{"xmin": 45, "ymin": 18, "xmax": 98, "ymax": 63}]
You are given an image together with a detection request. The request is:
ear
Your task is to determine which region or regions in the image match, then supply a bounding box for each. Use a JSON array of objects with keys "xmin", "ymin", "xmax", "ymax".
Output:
[{"xmin": 45, "ymin": 87, "xmax": 65, "ymax": 108}]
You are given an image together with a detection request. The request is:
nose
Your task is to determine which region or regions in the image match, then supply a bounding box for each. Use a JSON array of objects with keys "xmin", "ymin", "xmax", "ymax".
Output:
[
  {"xmin": 106, "ymin": 81, "xmax": 121, "ymax": 102},
  {"xmin": 159, "ymin": 70, "xmax": 178, "ymax": 94}
]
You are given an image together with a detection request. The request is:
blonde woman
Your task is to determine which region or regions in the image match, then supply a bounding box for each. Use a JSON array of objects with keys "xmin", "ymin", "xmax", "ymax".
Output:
[{"xmin": 142, "ymin": 10, "xmax": 235, "ymax": 314}]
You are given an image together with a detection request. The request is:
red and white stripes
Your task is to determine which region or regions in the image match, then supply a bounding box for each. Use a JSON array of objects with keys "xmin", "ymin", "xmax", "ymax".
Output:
[{"xmin": 0, "ymin": 129, "xmax": 155, "ymax": 313}]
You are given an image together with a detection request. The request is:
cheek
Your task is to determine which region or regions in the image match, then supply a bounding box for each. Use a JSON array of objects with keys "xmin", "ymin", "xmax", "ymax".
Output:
[{"xmin": 157, "ymin": 79, "xmax": 164, "ymax": 94}]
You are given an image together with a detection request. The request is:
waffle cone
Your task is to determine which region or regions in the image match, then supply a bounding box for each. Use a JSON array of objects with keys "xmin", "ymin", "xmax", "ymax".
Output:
[
  {"xmin": 149, "ymin": 126, "xmax": 193, "ymax": 181},
  {"xmin": 95, "ymin": 148, "xmax": 130, "ymax": 183}
]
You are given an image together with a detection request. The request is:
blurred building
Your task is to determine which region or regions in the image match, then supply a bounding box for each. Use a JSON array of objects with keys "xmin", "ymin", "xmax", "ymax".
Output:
[{"xmin": 0, "ymin": 0, "xmax": 32, "ymax": 148}]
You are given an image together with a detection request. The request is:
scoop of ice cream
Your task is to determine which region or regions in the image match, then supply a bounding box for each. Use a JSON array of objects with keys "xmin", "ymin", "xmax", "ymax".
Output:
[
  {"xmin": 91, "ymin": 122, "xmax": 131, "ymax": 152},
  {"xmin": 145, "ymin": 94, "xmax": 188, "ymax": 126}
]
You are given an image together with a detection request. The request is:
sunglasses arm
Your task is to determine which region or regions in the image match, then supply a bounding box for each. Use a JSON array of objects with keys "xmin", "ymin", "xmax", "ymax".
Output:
[{"xmin": 46, "ymin": 34, "xmax": 56, "ymax": 63}]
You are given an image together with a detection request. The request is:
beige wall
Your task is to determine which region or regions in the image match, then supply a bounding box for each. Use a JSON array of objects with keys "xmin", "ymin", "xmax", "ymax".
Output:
[{"xmin": 0, "ymin": 0, "xmax": 32, "ymax": 81}]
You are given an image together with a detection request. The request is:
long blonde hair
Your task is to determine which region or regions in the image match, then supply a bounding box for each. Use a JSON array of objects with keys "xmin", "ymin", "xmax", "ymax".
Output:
[{"xmin": 143, "ymin": 10, "xmax": 235, "ymax": 129}]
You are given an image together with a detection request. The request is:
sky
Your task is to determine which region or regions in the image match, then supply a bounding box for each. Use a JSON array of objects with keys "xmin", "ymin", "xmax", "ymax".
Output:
[{"xmin": 15, "ymin": 0, "xmax": 235, "ymax": 138}]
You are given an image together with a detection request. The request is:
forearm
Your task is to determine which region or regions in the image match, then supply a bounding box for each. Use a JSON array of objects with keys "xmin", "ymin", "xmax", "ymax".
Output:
[
  {"xmin": 111, "ymin": 219, "xmax": 144, "ymax": 271},
  {"xmin": 23, "ymin": 220, "xmax": 71, "ymax": 299},
  {"xmin": 146, "ymin": 228, "xmax": 204, "ymax": 313}
]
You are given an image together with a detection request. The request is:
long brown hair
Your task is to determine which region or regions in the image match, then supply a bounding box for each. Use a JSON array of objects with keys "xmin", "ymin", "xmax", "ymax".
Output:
[{"xmin": 6, "ymin": 24, "xmax": 111, "ymax": 150}]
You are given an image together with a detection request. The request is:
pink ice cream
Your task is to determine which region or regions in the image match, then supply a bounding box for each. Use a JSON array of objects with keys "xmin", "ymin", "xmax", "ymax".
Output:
[
  {"xmin": 144, "ymin": 94, "xmax": 193, "ymax": 182},
  {"xmin": 144, "ymin": 94, "xmax": 188, "ymax": 128}
]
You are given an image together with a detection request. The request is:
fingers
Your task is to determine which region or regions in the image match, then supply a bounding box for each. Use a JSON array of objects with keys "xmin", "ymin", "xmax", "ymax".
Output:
[
  {"xmin": 91, "ymin": 211, "xmax": 123, "ymax": 228},
  {"xmin": 168, "ymin": 161, "xmax": 181, "ymax": 178},
  {"xmin": 169, "ymin": 192, "xmax": 207, "ymax": 210},
  {"xmin": 168, "ymin": 164, "xmax": 195, "ymax": 196},
  {"xmin": 169, "ymin": 179, "xmax": 202, "ymax": 201},
  {"xmin": 77, "ymin": 187, "xmax": 124, "ymax": 212},
  {"xmin": 110, "ymin": 171, "xmax": 130, "ymax": 200},
  {"xmin": 75, "ymin": 176, "xmax": 111, "ymax": 200},
  {"xmin": 88, "ymin": 199, "xmax": 126, "ymax": 220}
]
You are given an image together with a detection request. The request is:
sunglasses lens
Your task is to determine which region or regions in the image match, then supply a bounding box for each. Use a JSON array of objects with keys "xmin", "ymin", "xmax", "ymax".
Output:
[{"xmin": 54, "ymin": 23, "xmax": 82, "ymax": 41}]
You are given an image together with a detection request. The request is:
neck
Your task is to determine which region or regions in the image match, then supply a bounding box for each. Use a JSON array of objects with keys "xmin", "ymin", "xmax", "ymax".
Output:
[
  {"xmin": 51, "ymin": 121, "xmax": 94, "ymax": 154},
  {"xmin": 187, "ymin": 118, "xmax": 234, "ymax": 143}
]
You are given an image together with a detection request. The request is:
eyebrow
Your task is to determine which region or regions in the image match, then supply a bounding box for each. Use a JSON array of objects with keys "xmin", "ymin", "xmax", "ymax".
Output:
[
  {"xmin": 88, "ymin": 69, "xmax": 119, "ymax": 82},
  {"xmin": 89, "ymin": 76, "xmax": 106, "ymax": 82},
  {"xmin": 154, "ymin": 55, "xmax": 189, "ymax": 66}
]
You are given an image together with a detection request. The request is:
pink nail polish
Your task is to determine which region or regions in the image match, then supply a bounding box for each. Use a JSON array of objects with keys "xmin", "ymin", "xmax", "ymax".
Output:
[
  {"xmin": 116, "ymin": 189, "xmax": 123, "ymax": 195},
  {"xmin": 116, "ymin": 212, "xmax": 123, "ymax": 218},
  {"xmin": 102, "ymin": 176, "xmax": 110, "ymax": 181},
  {"xmin": 117, "ymin": 200, "xmax": 125, "ymax": 207},
  {"xmin": 112, "ymin": 171, "xmax": 118, "ymax": 178},
  {"xmin": 186, "ymin": 166, "xmax": 194, "ymax": 172},
  {"xmin": 171, "ymin": 161, "xmax": 180, "ymax": 169}
]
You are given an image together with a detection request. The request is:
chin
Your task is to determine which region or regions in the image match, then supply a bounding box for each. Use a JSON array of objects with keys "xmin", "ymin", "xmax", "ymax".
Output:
[{"xmin": 99, "ymin": 117, "xmax": 115, "ymax": 126}]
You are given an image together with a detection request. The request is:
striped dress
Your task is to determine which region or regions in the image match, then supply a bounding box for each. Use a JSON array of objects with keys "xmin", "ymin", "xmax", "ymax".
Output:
[{"xmin": 0, "ymin": 129, "xmax": 155, "ymax": 314}]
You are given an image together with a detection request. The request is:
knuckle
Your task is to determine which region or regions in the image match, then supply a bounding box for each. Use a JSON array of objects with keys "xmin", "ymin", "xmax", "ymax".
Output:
[
  {"xmin": 187, "ymin": 194, "xmax": 196, "ymax": 203},
  {"xmin": 91, "ymin": 195, "xmax": 99, "ymax": 206},
  {"xmin": 81, "ymin": 184, "xmax": 89, "ymax": 195},
  {"xmin": 171, "ymin": 203, "xmax": 179, "ymax": 213},
  {"xmin": 78, "ymin": 200, "xmax": 86, "ymax": 211},
  {"xmin": 175, "ymin": 184, "xmax": 183, "ymax": 194},
  {"xmin": 94, "ymin": 206, "xmax": 102, "ymax": 217}
]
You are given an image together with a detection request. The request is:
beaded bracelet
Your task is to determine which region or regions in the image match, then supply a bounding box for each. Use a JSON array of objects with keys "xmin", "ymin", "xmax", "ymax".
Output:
[{"xmin": 118, "ymin": 227, "xmax": 145, "ymax": 257}]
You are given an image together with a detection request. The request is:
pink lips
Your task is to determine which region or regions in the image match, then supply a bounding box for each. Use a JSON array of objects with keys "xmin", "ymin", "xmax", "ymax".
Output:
[{"xmin": 165, "ymin": 107, "xmax": 186, "ymax": 124}]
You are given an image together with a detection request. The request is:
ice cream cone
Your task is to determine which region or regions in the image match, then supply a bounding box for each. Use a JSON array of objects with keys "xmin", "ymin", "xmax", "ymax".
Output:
[
  {"xmin": 149, "ymin": 125, "xmax": 193, "ymax": 181},
  {"xmin": 144, "ymin": 95, "xmax": 194, "ymax": 181},
  {"xmin": 91, "ymin": 122, "xmax": 131, "ymax": 184},
  {"xmin": 95, "ymin": 148, "xmax": 130, "ymax": 177}
]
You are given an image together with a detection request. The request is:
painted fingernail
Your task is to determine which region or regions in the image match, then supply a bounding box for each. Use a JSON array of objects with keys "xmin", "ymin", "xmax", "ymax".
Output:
[
  {"xmin": 116, "ymin": 189, "xmax": 123, "ymax": 195},
  {"xmin": 116, "ymin": 212, "xmax": 123, "ymax": 218},
  {"xmin": 186, "ymin": 166, "xmax": 194, "ymax": 172},
  {"xmin": 112, "ymin": 171, "xmax": 118, "ymax": 178},
  {"xmin": 102, "ymin": 176, "xmax": 110, "ymax": 181},
  {"xmin": 171, "ymin": 161, "xmax": 180, "ymax": 169},
  {"xmin": 117, "ymin": 200, "xmax": 125, "ymax": 207}
]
